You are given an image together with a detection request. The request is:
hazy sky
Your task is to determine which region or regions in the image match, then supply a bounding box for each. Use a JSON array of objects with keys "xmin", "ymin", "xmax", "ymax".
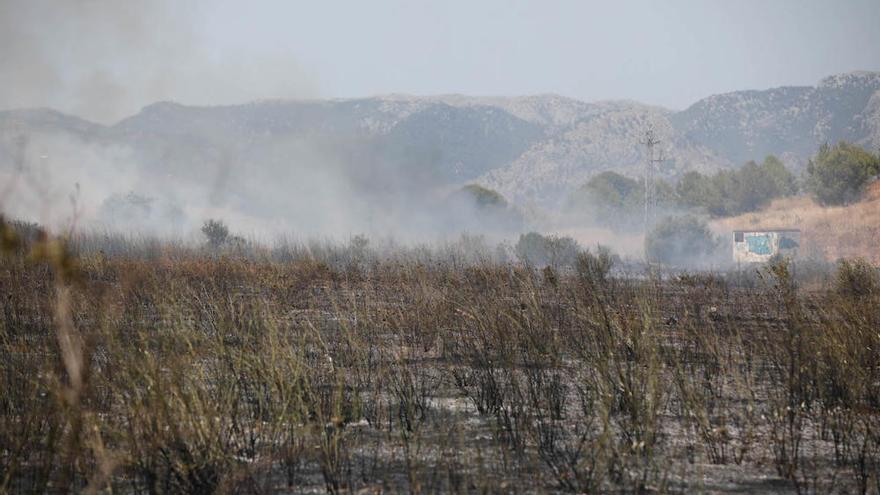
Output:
[
  {"xmin": 209, "ymin": 0, "xmax": 879, "ymax": 106},
  {"xmin": 3, "ymin": 0, "xmax": 880, "ymax": 121}
]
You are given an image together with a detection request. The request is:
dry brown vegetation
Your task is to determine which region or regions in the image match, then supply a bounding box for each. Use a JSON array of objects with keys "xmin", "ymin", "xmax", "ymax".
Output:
[
  {"xmin": 1, "ymin": 218, "xmax": 879, "ymax": 494},
  {"xmin": 714, "ymin": 180, "xmax": 880, "ymax": 265}
]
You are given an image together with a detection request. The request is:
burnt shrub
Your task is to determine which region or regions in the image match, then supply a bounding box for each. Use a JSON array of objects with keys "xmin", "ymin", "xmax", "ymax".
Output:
[
  {"xmin": 201, "ymin": 219, "xmax": 229, "ymax": 248},
  {"xmin": 834, "ymin": 258, "xmax": 878, "ymax": 299}
]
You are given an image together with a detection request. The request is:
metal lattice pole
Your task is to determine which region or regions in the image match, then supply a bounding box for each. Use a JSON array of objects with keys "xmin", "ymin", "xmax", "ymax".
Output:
[
  {"xmin": 641, "ymin": 129, "xmax": 661, "ymax": 233},
  {"xmin": 641, "ymin": 128, "xmax": 665, "ymax": 260}
]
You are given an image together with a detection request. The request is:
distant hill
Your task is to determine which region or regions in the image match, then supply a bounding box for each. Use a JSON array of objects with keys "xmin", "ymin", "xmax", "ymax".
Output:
[
  {"xmin": 2, "ymin": 71, "xmax": 879, "ymax": 223},
  {"xmin": 672, "ymin": 71, "xmax": 880, "ymax": 165},
  {"xmin": 483, "ymin": 71, "xmax": 880, "ymax": 206}
]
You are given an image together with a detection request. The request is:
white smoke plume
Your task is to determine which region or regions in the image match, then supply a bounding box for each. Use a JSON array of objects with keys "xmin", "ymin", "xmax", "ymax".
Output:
[{"xmin": 0, "ymin": 0, "xmax": 318, "ymax": 124}]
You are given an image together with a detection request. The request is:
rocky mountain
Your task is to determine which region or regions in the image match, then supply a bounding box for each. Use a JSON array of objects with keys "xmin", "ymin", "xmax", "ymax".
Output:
[
  {"xmin": 2, "ymin": 71, "xmax": 879, "ymax": 220},
  {"xmin": 478, "ymin": 101, "xmax": 726, "ymax": 207},
  {"xmin": 484, "ymin": 71, "xmax": 880, "ymax": 206},
  {"xmin": 671, "ymin": 71, "xmax": 880, "ymax": 166}
]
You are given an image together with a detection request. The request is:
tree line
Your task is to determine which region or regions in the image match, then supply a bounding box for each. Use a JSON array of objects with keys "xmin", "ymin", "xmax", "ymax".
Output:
[{"xmin": 568, "ymin": 141, "xmax": 880, "ymax": 229}]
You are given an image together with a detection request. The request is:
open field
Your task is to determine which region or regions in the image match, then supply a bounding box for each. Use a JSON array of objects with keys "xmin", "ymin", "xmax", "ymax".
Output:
[{"xmin": 1, "ymin": 227, "xmax": 879, "ymax": 494}]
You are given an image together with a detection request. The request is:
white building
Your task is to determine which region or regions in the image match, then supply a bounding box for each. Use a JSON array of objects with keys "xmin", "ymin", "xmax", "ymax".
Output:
[{"xmin": 732, "ymin": 229, "xmax": 801, "ymax": 263}]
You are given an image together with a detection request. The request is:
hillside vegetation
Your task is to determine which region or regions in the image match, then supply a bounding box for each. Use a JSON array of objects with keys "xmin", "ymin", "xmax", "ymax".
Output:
[{"xmin": 714, "ymin": 180, "xmax": 880, "ymax": 264}]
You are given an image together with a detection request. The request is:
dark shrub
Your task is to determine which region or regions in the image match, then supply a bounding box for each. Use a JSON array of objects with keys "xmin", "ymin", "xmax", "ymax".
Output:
[
  {"xmin": 645, "ymin": 215, "xmax": 720, "ymax": 266},
  {"xmin": 567, "ymin": 171, "xmax": 675, "ymax": 232},
  {"xmin": 449, "ymin": 184, "xmax": 523, "ymax": 233},
  {"xmin": 515, "ymin": 232, "xmax": 580, "ymax": 267},
  {"xmin": 834, "ymin": 258, "xmax": 878, "ymax": 298},
  {"xmin": 575, "ymin": 245, "xmax": 616, "ymax": 288},
  {"xmin": 201, "ymin": 219, "xmax": 230, "ymax": 248},
  {"xmin": 807, "ymin": 142, "xmax": 880, "ymax": 206}
]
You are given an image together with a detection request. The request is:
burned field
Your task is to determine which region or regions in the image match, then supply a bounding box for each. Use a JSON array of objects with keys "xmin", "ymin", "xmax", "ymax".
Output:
[{"xmin": 1, "ymin": 234, "xmax": 879, "ymax": 493}]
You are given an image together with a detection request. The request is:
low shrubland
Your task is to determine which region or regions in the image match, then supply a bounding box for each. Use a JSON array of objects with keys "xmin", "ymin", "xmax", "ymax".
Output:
[{"xmin": 1, "ymin": 218, "xmax": 878, "ymax": 493}]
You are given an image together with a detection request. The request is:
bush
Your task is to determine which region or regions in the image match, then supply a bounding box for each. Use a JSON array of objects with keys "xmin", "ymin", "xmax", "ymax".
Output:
[
  {"xmin": 645, "ymin": 215, "xmax": 720, "ymax": 266},
  {"xmin": 457, "ymin": 184, "xmax": 508, "ymax": 209},
  {"xmin": 515, "ymin": 232, "xmax": 580, "ymax": 267},
  {"xmin": 449, "ymin": 184, "xmax": 523, "ymax": 232},
  {"xmin": 567, "ymin": 171, "xmax": 674, "ymax": 231},
  {"xmin": 576, "ymin": 171, "xmax": 642, "ymax": 213},
  {"xmin": 806, "ymin": 142, "xmax": 880, "ymax": 206},
  {"xmin": 834, "ymin": 258, "xmax": 878, "ymax": 298},
  {"xmin": 575, "ymin": 246, "xmax": 617, "ymax": 292},
  {"xmin": 201, "ymin": 219, "xmax": 230, "ymax": 248},
  {"xmin": 0, "ymin": 217, "xmax": 43, "ymax": 254}
]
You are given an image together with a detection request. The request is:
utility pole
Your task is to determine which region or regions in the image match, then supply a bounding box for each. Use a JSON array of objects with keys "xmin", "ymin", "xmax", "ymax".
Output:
[{"xmin": 641, "ymin": 128, "xmax": 664, "ymax": 234}]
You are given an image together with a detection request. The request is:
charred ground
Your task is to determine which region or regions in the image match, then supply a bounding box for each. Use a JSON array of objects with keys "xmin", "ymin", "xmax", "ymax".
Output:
[{"xmin": 1, "ymin": 225, "xmax": 878, "ymax": 493}]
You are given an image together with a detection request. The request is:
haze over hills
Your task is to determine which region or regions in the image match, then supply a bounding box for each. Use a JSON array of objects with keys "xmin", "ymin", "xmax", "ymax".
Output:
[{"xmin": 1, "ymin": 71, "xmax": 879, "ymax": 233}]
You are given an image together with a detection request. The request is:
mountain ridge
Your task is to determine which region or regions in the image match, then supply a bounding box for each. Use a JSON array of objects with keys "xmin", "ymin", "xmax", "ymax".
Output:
[{"xmin": 2, "ymin": 71, "xmax": 879, "ymax": 214}]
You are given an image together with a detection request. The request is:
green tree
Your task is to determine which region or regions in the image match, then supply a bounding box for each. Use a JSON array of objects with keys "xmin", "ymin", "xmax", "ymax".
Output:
[
  {"xmin": 760, "ymin": 155, "xmax": 798, "ymax": 197},
  {"xmin": 654, "ymin": 177, "xmax": 678, "ymax": 205},
  {"xmin": 806, "ymin": 142, "xmax": 880, "ymax": 206},
  {"xmin": 568, "ymin": 171, "xmax": 675, "ymax": 231},
  {"xmin": 734, "ymin": 158, "xmax": 794, "ymax": 212},
  {"xmin": 451, "ymin": 184, "xmax": 522, "ymax": 232},
  {"xmin": 579, "ymin": 171, "xmax": 643, "ymax": 213},
  {"xmin": 675, "ymin": 171, "xmax": 720, "ymax": 212},
  {"xmin": 676, "ymin": 169, "xmax": 738, "ymax": 216},
  {"xmin": 675, "ymin": 155, "xmax": 797, "ymax": 216}
]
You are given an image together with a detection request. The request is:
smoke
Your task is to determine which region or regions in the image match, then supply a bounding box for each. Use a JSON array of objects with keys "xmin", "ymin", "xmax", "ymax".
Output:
[
  {"xmin": 0, "ymin": 0, "xmax": 318, "ymax": 123},
  {"xmin": 0, "ymin": 124, "xmax": 535, "ymax": 245},
  {"xmin": 0, "ymin": 1, "xmax": 691, "ymax": 258}
]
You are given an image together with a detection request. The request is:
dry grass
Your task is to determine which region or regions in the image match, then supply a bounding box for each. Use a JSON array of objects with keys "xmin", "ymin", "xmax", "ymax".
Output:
[
  {"xmin": 1, "ymin": 219, "xmax": 879, "ymax": 493},
  {"xmin": 713, "ymin": 181, "xmax": 880, "ymax": 265}
]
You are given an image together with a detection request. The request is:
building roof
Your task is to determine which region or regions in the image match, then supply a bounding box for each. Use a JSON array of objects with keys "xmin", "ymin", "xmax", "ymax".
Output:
[{"xmin": 732, "ymin": 228, "xmax": 801, "ymax": 233}]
